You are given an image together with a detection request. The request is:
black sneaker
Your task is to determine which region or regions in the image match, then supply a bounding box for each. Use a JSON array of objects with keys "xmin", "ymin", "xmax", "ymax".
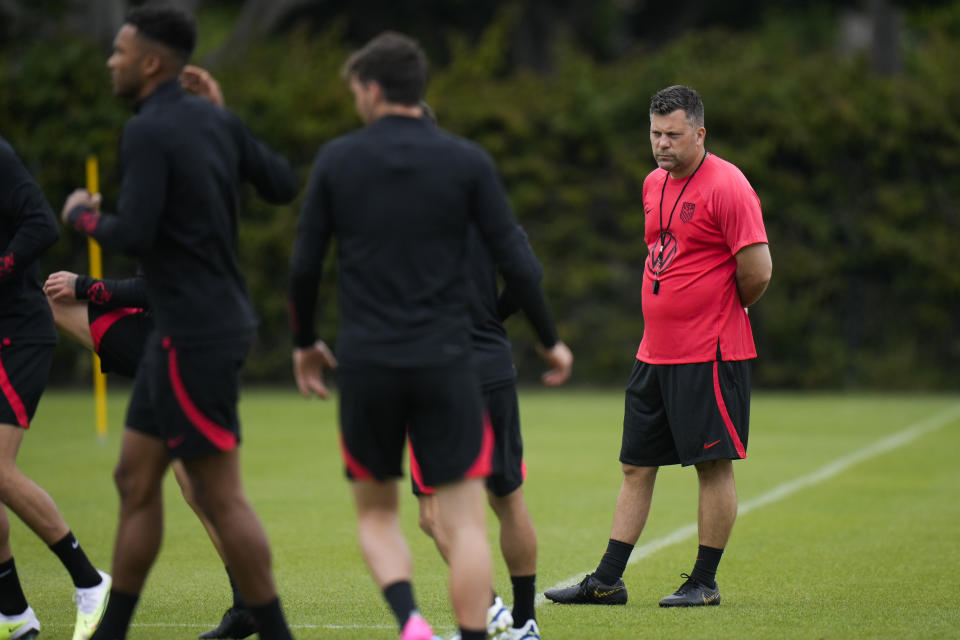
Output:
[
  {"xmin": 658, "ymin": 573, "xmax": 721, "ymax": 607},
  {"xmin": 543, "ymin": 573, "xmax": 628, "ymax": 605},
  {"xmin": 198, "ymin": 606, "xmax": 258, "ymax": 639}
]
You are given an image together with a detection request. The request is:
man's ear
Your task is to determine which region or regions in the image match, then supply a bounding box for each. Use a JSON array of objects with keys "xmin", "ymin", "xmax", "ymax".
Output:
[
  {"xmin": 140, "ymin": 50, "xmax": 163, "ymax": 79},
  {"xmin": 369, "ymin": 80, "xmax": 385, "ymax": 104}
]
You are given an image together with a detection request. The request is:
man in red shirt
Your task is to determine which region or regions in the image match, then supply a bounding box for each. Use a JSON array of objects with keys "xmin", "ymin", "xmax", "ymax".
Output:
[{"xmin": 545, "ymin": 85, "xmax": 772, "ymax": 607}]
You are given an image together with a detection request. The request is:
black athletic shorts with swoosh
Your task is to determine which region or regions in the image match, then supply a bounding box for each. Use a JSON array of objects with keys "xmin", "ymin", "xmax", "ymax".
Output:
[
  {"xmin": 620, "ymin": 353, "xmax": 751, "ymax": 467},
  {"xmin": 125, "ymin": 332, "xmax": 248, "ymax": 460}
]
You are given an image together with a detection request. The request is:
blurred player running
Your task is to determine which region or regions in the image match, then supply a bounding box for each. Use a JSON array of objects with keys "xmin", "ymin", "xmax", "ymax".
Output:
[
  {"xmin": 60, "ymin": 6, "xmax": 299, "ymax": 638},
  {"xmin": 45, "ymin": 63, "xmax": 255, "ymax": 640},
  {"xmin": 0, "ymin": 135, "xmax": 110, "ymax": 640},
  {"xmin": 289, "ymin": 32, "xmax": 570, "ymax": 640}
]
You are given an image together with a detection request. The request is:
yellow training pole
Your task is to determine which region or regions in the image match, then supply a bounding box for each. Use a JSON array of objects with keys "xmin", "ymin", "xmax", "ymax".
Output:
[{"xmin": 86, "ymin": 155, "xmax": 108, "ymax": 437}]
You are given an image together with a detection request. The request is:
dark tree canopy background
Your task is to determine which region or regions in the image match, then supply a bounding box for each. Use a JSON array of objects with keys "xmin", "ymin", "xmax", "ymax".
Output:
[{"xmin": 2, "ymin": 0, "xmax": 958, "ymax": 390}]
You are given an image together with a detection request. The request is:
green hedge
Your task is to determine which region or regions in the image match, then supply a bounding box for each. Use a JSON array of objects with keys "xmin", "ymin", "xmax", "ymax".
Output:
[{"xmin": 3, "ymin": 5, "xmax": 958, "ymax": 389}]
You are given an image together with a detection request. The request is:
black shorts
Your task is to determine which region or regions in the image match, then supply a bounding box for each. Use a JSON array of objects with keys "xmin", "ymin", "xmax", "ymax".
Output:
[
  {"xmin": 411, "ymin": 380, "xmax": 524, "ymax": 497},
  {"xmin": 338, "ymin": 364, "xmax": 491, "ymax": 486},
  {"xmin": 89, "ymin": 305, "xmax": 152, "ymax": 377},
  {"xmin": 620, "ymin": 357, "xmax": 751, "ymax": 467},
  {"xmin": 125, "ymin": 332, "xmax": 248, "ymax": 460},
  {"xmin": 0, "ymin": 339, "xmax": 53, "ymax": 428}
]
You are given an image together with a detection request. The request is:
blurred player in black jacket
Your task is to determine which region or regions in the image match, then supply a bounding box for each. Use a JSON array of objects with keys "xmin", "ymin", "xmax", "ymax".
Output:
[{"xmin": 61, "ymin": 7, "xmax": 298, "ymax": 639}]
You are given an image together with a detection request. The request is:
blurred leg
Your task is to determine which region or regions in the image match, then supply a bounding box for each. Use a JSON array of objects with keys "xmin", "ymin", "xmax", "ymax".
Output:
[
  {"xmin": 433, "ymin": 478, "xmax": 491, "ymax": 630},
  {"xmin": 352, "ymin": 479, "xmax": 411, "ymax": 587},
  {"xmin": 109, "ymin": 429, "xmax": 169, "ymax": 593},
  {"xmin": 0, "ymin": 423, "xmax": 70, "ymax": 544}
]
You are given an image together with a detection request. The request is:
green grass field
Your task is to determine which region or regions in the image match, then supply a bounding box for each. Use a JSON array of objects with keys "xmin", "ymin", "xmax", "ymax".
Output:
[{"xmin": 11, "ymin": 389, "xmax": 960, "ymax": 639}]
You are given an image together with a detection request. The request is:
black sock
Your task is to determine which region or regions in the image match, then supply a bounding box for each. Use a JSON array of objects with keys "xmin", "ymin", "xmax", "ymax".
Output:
[
  {"xmin": 89, "ymin": 589, "xmax": 139, "ymax": 640},
  {"xmin": 383, "ymin": 580, "xmax": 417, "ymax": 630},
  {"xmin": 225, "ymin": 566, "xmax": 245, "ymax": 608},
  {"xmin": 0, "ymin": 558, "xmax": 28, "ymax": 616},
  {"xmin": 594, "ymin": 539, "xmax": 634, "ymax": 585},
  {"xmin": 510, "ymin": 575, "xmax": 535, "ymax": 625},
  {"xmin": 459, "ymin": 629, "xmax": 486, "ymax": 640},
  {"xmin": 248, "ymin": 597, "xmax": 293, "ymax": 640},
  {"xmin": 49, "ymin": 531, "xmax": 101, "ymax": 588},
  {"xmin": 690, "ymin": 544, "xmax": 724, "ymax": 589}
]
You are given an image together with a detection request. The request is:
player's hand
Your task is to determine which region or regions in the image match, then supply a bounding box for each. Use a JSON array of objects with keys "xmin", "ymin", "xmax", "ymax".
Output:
[
  {"xmin": 60, "ymin": 189, "xmax": 101, "ymax": 224},
  {"xmin": 43, "ymin": 271, "xmax": 79, "ymax": 301},
  {"xmin": 181, "ymin": 65, "xmax": 225, "ymax": 107},
  {"xmin": 537, "ymin": 340, "xmax": 573, "ymax": 387},
  {"xmin": 293, "ymin": 340, "xmax": 338, "ymax": 399}
]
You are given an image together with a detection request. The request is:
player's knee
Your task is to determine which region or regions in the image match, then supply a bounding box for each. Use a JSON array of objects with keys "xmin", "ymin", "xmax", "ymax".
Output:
[
  {"xmin": 695, "ymin": 458, "xmax": 732, "ymax": 478},
  {"xmin": 418, "ymin": 506, "xmax": 436, "ymax": 539},
  {"xmin": 45, "ymin": 296, "xmax": 63, "ymax": 319},
  {"xmin": 0, "ymin": 465, "xmax": 18, "ymax": 500},
  {"xmin": 621, "ymin": 463, "xmax": 657, "ymax": 481},
  {"xmin": 172, "ymin": 466, "xmax": 200, "ymax": 509},
  {"xmin": 113, "ymin": 460, "xmax": 158, "ymax": 506}
]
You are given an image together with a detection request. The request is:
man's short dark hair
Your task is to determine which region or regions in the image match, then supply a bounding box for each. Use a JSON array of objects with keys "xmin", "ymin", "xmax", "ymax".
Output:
[
  {"xmin": 650, "ymin": 85, "xmax": 704, "ymax": 128},
  {"xmin": 343, "ymin": 32, "xmax": 428, "ymax": 106},
  {"xmin": 125, "ymin": 3, "xmax": 196, "ymax": 65}
]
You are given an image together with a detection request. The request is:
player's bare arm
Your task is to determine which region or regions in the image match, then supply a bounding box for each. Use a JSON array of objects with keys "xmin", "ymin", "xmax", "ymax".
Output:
[{"xmin": 735, "ymin": 242, "xmax": 772, "ymax": 307}]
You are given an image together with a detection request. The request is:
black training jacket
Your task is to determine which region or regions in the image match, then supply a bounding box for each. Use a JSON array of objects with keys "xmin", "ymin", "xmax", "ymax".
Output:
[
  {"xmin": 0, "ymin": 136, "xmax": 59, "ymax": 344},
  {"xmin": 289, "ymin": 115, "xmax": 557, "ymax": 369},
  {"xmin": 68, "ymin": 80, "xmax": 298, "ymax": 346}
]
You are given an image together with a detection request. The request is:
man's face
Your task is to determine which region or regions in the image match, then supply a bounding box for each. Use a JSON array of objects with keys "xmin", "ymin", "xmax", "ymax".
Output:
[
  {"xmin": 649, "ymin": 109, "xmax": 705, "ymax": 177},
  {"xmin": 107, "ymin": 24, "xmax": 148, "ymax": 102},
  {"xmin": 349, "ymin": 76, "xmax": 379, "ymax": 124}
]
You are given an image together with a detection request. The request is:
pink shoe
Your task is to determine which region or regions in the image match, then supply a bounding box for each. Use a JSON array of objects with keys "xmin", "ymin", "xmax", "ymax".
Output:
[{"xmin": 400, "ymin": 613, "xmax": 435, "ymax": 640}]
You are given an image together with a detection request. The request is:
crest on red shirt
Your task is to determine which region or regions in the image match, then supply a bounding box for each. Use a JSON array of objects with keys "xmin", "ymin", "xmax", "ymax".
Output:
[
  {"xmin": 646, "ymin": 231, "xmax": 678, "ymax": 275},
  {"xmin": 680, "ymin": 202, "xmax": 696, "ymax": 223}
]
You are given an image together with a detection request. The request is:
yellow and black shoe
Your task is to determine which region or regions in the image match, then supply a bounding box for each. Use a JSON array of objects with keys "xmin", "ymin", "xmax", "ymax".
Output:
[
  {"xmin": 0, "ymin": 605, "xmax": 39, "ymax": 640},
  {"xmin": 543, "ymin": 573, "xmax": 627, "ymax": 605},
  {"xmin": 658, "ymin": 573, "xmax": 721, "ymax": 607}
]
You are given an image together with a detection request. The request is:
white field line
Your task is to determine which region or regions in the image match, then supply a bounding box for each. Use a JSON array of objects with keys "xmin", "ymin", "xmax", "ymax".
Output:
[
  {"xmin": 116, "ymin": 402, "xmax": 959, "ymax": 632},
  {"xmin": 536, "ymin": 401, "xmax": 960, "ymax": 606}
]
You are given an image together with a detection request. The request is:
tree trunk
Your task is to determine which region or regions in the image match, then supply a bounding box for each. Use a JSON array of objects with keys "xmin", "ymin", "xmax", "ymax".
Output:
[
  {"xmin": 869, "ymin": 0, "xmax": 900, "ymax": 75},
  {"xmin": 206, "ymin": 0, "xmax": 317, "ymax": 65}
]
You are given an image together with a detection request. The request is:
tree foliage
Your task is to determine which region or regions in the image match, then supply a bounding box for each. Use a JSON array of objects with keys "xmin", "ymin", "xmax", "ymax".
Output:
[{"xmin": 2, "ymin": 4, "xmax": 958, "ymax": 389}]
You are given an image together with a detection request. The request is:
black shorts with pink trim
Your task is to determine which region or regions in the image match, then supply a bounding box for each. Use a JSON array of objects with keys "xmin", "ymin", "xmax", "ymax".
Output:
[
  {"xmin": 620, "ymin": 356, "xmax": 751, "ymax": 467},
  {"xmin": 125, "ymin": 332, "xmax": 248, "ymax": 459},
  {"xmin": 411, "ymin": 380, "xmax": 525, "ymax": 498},
  {"xmin": 88, "ymin": 304, "xmax": 152, "ymax": 377},
  {"xmin": 338, "ymin": 363, "xmax": 491, "ymax": 486},
  {"xmin": 0, "ymin": 339, "xmax": 53, "ymax": 428}
]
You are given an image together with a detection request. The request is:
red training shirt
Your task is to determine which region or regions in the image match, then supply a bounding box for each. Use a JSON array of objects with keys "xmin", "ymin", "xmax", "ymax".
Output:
[{"xmin": 637, "ymin": 152, "xmax": 767, "ymax": 364}]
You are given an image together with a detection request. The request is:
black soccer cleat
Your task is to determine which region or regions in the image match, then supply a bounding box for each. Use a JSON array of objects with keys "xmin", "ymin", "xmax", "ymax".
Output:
[
  {"xmin": 198, "ymin": 606, "xmax": 258, "ymax": 639},
  {"xmin": 658, "ymin": 573, "xmax": 721, "ymax": 607},
  {"xmin": 543, "ymin": 573, "xmax": 628, "ymax": 605}
]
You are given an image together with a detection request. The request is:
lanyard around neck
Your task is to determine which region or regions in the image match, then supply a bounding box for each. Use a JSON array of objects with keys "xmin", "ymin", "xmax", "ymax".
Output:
[{"xmin": 653, "ymin": 151, "xmax": 708, "ymax": 294}]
